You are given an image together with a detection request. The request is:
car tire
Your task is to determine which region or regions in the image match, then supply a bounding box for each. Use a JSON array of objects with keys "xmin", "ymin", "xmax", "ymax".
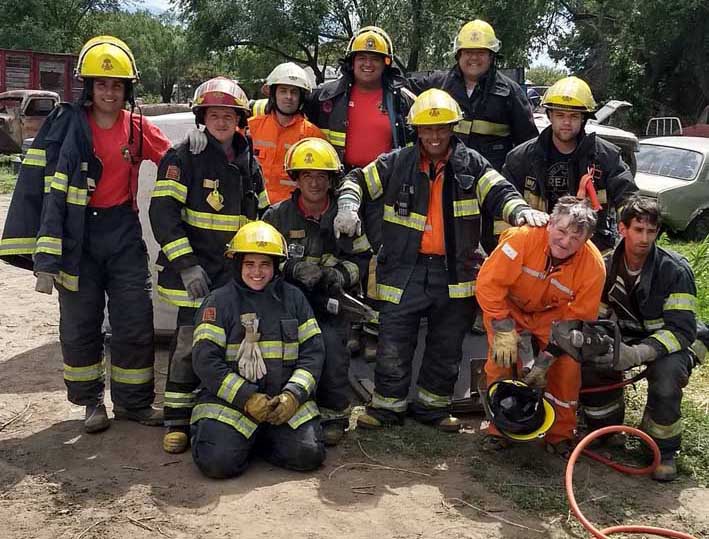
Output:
[{"xmin": 684, "ymin": 211, "xmax": 709, "ymax": 242}]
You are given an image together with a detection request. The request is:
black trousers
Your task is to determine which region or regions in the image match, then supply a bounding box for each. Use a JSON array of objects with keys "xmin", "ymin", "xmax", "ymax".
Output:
[
  {"xmin": 163, "ymin": 307, "xmax": 200, "ymax": 428},
  {"xmin": 191, "ymin": 418, "xmax": 325, "ymax": 479},
  {"xmin": 369, "ymin": 256, "xmax": 474, "ymax": 424},
  {"xmin": 58, "ymin": 206, "xmax": 155, "ymax": 408},
  {"xmin": 581, "ymin": 350, "xmax": 693, "ymax": 454},
  {"xmin": 315, "ymin": 313, "xmax": 351, "ymax": 422}
]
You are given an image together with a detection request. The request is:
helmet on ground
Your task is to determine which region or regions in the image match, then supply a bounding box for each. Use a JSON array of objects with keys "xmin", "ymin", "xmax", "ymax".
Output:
[
  {"xmin": 266, "ymin": 62, "xmax": 312, "ymax": 92},
  {"xmin": 346, "ymin": 26, "xmax": 394, "ymax": 65},
  {"xmin": 486, "ymin": 380, "xmax": 555, "ymax": 441},
  {"xmin": 454, "ymin": 20, "xmax": 501, "ymax": 54},
  {"xmin": 76, "ymin": 35, "xmax": 139, "ymax": 81},
  {"xmin": 407, "ymin": 88, "xmax": 463, "ymax": 126},
  {"xmin": 542, "ymin": 76, "xmax": 597, "ymax": 113},
  {"xmin": 192, "ymin": 77, "xmax": 250, "ymax": 126},
  {"xmin": 284, "ymin": 137, "xmax": 342, "ymax": 178},
  {"xmin": 225, "ymin": 221, "xmax": 288, "ymax": 259}
]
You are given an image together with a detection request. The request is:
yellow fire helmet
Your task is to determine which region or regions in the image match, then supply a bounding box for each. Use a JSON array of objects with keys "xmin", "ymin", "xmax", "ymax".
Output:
[
  {"xmin": 225, "ymin": 221, "xmax": 288, "ymax": 259},
  {"xmin": 407, "ymin": 88, "xmax": 463, "ymax": 126},
  {"xmin": 454, "ymin": 20, "xmax": 501, "ymax": 54},
  {"xmin": 284, "ymin": 137, "xmax": 343, "ymax": 178},
  {"xmin": 542, "ymin": 76, "xmax": 597, "ymax": 113},
  {"xmin": 76, "ymin": 35, "xmax": 139, "ymax": 81},
  {"xmin": 486, "ymin": 380, "xmax": 556, "ymax": 442},
  {"xmin": 346, "ymin": 26, "xmax": 394, "ymax": 65}
]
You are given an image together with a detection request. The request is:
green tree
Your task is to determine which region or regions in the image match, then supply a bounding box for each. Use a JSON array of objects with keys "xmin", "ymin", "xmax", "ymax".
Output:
[{"xmin": 526, "ymin": 64, "xmax": 567, "ymax": 86}]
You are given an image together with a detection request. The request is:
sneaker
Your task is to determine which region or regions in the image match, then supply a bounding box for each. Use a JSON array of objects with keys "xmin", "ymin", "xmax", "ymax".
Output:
[
  {"xmin": 113, "ymin": 405, "xmax": 164, "ymax": 426},
  {"xmin": 322, "ymin": 422, "xmax": 346, "ymax": 446},
  {"xmin": 163, "ymin": 428, "xmax": 189, "ymax": 454},
  {"xmin": 652, "ymin": 455, "xmax": 678, "ymax": 482},
  {"xmin": 84, "ymin": 404, "xmax": 110, "ymax": 433}
]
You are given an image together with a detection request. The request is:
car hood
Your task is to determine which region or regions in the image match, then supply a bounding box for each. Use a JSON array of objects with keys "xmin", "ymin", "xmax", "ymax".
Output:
[{"xmin": 633, "ymin": 171, "xmax": 690, "ymax": 196}]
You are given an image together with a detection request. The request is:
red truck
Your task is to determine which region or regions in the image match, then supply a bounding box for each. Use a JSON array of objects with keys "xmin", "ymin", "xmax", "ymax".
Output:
[{"xmin": 0, "ymin": 48, "xmax": 81, "ymax": 101}]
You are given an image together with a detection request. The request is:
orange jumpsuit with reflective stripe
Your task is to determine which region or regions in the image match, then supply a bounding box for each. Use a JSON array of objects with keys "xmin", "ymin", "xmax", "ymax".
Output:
[
  {"xmin": 477, "ymin": 225, "xmax": 605, "ymax": 443},
  {"xmin": 248, "ymin": 112, "xmax": 325, "ymax": 204}
]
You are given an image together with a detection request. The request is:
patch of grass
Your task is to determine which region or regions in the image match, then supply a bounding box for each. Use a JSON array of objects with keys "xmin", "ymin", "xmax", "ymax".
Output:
[
  {"xmin": 0, "ymin": 155, "xmax": 18, "ymax": 194},
  {"xmin": 658, "ymin": 236, "xmax": 709, "ymax": 321}
]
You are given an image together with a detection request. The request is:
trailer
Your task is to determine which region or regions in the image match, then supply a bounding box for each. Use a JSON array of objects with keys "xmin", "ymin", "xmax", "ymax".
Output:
[{"xmin": 0, "ymin": 48, "xmax": 81, "ymax": 101}]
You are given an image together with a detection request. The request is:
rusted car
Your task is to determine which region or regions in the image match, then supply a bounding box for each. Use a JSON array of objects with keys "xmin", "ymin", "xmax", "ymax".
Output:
[{"xmin": 0, "ymin": 90, "xmax": 59, "ymax": 154}]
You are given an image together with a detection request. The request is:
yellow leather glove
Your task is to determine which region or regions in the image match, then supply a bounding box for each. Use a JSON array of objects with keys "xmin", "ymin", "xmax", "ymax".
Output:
[
  {"xmin": 266, "ymin": 391, "xmax": 299, "ymax": 425},
  {"xmin": 244, "ymin": 393, "xmax": 276, "ymax": 423},
  {"xmin": 491, "ymin": 318, "xmax": 519, "ymax": 369}
]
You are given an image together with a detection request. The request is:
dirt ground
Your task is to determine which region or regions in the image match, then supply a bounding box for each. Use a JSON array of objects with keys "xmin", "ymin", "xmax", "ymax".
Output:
[{"xmin": 1, "ymin": 193, "xmax": 708, "ymax": 539}]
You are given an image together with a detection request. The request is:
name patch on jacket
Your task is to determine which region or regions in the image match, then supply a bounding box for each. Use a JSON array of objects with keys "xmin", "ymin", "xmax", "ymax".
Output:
[
  {"xmin": 202, "ymin": 307, "xmax": 216, "ymax": 322},
  {"xmin": 289, "ymin": 230, "xmax": 306, "ymax": 239}
]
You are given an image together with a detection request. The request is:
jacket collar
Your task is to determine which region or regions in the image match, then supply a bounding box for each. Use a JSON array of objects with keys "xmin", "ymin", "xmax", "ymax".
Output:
[
  {"xmin": 610, "ymin": 239, "xmax": 657, "ymax": 294},
  {"xmin": 535, "ymin": 124, "xmax": 597, "ymax": 161}
]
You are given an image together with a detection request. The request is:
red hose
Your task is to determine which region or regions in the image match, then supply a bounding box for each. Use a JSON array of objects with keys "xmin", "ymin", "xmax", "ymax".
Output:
[{"xmin": 565, "ymin": 426, "xmax": 697, "ymax": 538}]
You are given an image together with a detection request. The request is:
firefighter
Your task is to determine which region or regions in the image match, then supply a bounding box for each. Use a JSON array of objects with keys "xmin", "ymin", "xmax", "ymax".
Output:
[
  {"xmin": 477, "ymin": 196, "xmax": 605, "ymax": 456},
  {"xmin": 582, "ymin": 195, "xmax": 700, "ymax": 481},
  {"xmin": 150, "ymin": 77, "xmax": 269, "ymax": 454},
  {"xmin": 305, "ymin": 26, "xmax": 415, "ymax": 357},
  {"xmin": 190, "ymin": 221, "xmax": 326, "ymax": 479},
  {"xmin": 335, "ymin": 89, "xmax": 547, "ymax": 431},
  {"xmin": 502, "ymin": 76, "xmax": 637, "ymax": 253},
  {"xmin": 408, "ymin": 19, "xmax": 537, "ymax": 172},
  {"xmin": 0, "ymin": 36, "xmax": 172, "ymax": 432},
  {"xmin": 263, "ymin": 137, "xmax": 371, "ymax": 445}
]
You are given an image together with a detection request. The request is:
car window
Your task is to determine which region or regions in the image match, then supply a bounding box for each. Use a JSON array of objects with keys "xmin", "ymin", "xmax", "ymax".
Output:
[
  {"xmin": 24, "ymin": 98, "xmax": 55, "ymax": 116},
  {"xmin": 636, "ymin": 145, "xmax": 703, "ymax": 180},
  {"xmin": 0, "ymin": 98, "xmax": 22, "ymax": 114}
]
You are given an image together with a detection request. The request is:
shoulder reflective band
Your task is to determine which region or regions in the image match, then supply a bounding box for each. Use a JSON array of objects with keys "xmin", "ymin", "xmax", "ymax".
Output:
[
  {"xmin": 664, "ymin": 293, "xmax": 697, "ymax": 313},
  {"xmin": 193, "ymin": 323, "xmax": 227, "ymax": 348},
  {"xmin": 363, "ymin": 162, "xmax": 383, "ymax": 200},
  {"xmin": 298, "ymin": 318, "xmax": 321, "ymax": 343},
  {"xmin": 476, "ymin": 170, "xmax": 506, "ymax": 204},
  {"xmin": 153, "ymin": 179, "xmax": 188, "ymax": 203}
]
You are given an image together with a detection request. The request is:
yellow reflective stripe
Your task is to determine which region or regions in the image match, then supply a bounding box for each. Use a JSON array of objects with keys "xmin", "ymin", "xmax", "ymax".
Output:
[
  {"xmin": 453, "ymin": 120, "xmax": 472, "ymax": 135},
  {"xmin": 453, "ymin": 198, "xmax": 480, "ymax": 217},
  {"xmin": 596, "ymin": 189, "xmax": 608, "ymax": 204},
  {"xmin": 50, "ymin": 172, "xmax": 69, "ymax": 192},
  {"xmin": 191, "ymin": 403, "xmax": 257, "ymax": 438},
  {"xmin": 217, "ymin": 372, "xmax": 245, "ymax": 403},
  {"xmin": 383, "ymin": 204, "xmax": 426, "ymax": 231},
  {"xmin": 66, "ymin": 186, "xmax": 88, "ymax": 206},
  {"xmin": 164, "ymin": 391, "xmax": 197, "ymax": 408},
  {"xmin": 56, "ymin": 271, "xmax": 79, "ymax": 291},
  {"xmin": 157, "ymin": 285, "xmax": 202, "ymax": 308},
  {"xmin": 258, "ymin": 189, "xmax": 270, "ymax": 209},
  {"xmin": 181, "ymin": 207, "xmax": 248, "ymax": 232},
  {"xmin": 340, "ymin": 260, "xmax": 359, "ymax": 284},
  {"xmin": 259, "ymin": 340, "xmax": 284, "ymax": 359},
  {"xmin": 323, "ymin": 129, "xmax": 346, "ymax": 148},
  {"xmin": 352, "ymin": 233, "xmax": 372, "ymax": 253},
  {"xmin": 152, "ymin": 179, "xmax": 188, "ymax": 203},
  {"xmin": 287, "ymin": 400, "xmax": 319, "ymax": 429},
  {"xmin": 43, "ymin": 175, "xmax": 53, "ymax": 193},
  {"xmin": 298, "ymin": 318, "xmax": 321, "ymax": 343},
  {"xmin": 376, "ymin": 283, "xmax": 403, "ymax": 304},
  {"xmin": 470, "ymin": 119, "xmax": 511, "ymax": 137},
  {"xmin": 23, "ymin": 148, "xmax": 46, "ymax": 167},
  {"xmin": 252, "ymin": 99, "xmax": 268, "ymax": 117},
  {"xmin": 599, "ymin": 302, "xmax": 610, "ymax": 318},
  {"xmin": 371, "ymin": 391, "xmax": 407, "ymax": 412},
  {"xmin": 414, "ymin": 386, "xmax": 450, "ymax": 408},
  {"xmin": 448, "ymin": 280, "xmax": 476, "ymax": 298},
  {"xmin": 644, "ymin": 318, "xmax": 664, "ymax": 331},
  {"xmin": 664, "ymin": 293, "xmax": 697, "ymax": 313},
  {"xmin": 35, "ymin": 235, "xmax": 62, "ymax": 255},
  {"xmin": 289, "ymin": 368, "xmax": 316, "ymax": 394},
  {"xmin": 363, "ymin": 162, "xmax": 383, "ymax": 200},
  {"xmin": 193, "ymin": 323, "xmax": 227, "ymax": 348},
  {"xmin": 583, "ymin": 400, "xmax": 623, "ymax": 419},
  {"xmin": 64, "ymin": 360, "xmax": 104, "ymax": 382},
  {"xmin": 226, "ymin": 343, "xmax": 241, "ymax": 361},
  {"xmin": 476, "ymin": 170, "xmax": 506, "ymax": 204},
  {"xmin": 320, "ymin": 253, "xmax": 338, "ymax": 267},
  {"xmin": 111, "ymin": 364, "xmax": 154, "ymax": 385},
  {"xmin": 494, "ymin": 220, "xmax": 512, "ymax": 235},
  {"xmin": 651, "ymin": 330, "xmax": 682, "ymax": 354},
  {"xmin": 641, "ymin": 414, "xmax": 683, "ymax": 439},
  {"xmin": 162, "ymin": 237, "xmax": 193, "ymax": 261},
  {"xmin": 502, "ymin": 199, "xmax": 526, "ymax": 222},
  {"xmin": 0, "ymin": 237, "xmax": 36, "ymax": 256},
  {"xmin": 283, "ymin": 342, "xmax": 298, "ymax": 361}
]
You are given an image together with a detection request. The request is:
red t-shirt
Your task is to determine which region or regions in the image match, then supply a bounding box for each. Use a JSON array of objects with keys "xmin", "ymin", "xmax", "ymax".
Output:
[
  {"xmin": 88, "ymin": 110, "xmax": 171, "ymax": 208},
  {"xmin": 344, "ymin": 86, "xmax": 392, "ymax": 168}
]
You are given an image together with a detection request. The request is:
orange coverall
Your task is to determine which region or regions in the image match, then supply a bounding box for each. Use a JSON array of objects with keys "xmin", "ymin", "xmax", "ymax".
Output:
[
  {"xmin": 248, "ymin": 112, "xmax": 325, "ymax": 204},
  {"xmin": 476, "ymin": 225, "xmax": 606, "ymax": 443}
]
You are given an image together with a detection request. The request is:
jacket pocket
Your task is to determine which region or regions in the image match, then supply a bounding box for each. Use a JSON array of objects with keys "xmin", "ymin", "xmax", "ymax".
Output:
[{"xmin": 281, "ymin": 318, "xmax": 299, "ymax": 363}]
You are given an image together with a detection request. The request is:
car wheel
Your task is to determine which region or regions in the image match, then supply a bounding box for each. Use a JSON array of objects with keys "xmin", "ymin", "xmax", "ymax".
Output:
[{"xmin": 684, "ymin": 211, "xmax": 709, "ymax": 242}]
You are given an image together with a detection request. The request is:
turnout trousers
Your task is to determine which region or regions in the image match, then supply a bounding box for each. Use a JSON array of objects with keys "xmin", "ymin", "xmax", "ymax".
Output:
[
  {"xmin": 163, "ymin": 307, "xmax": 200, "ymax": 429},
  {"xmin": 367, "ymin": 255, "xmax": 474, "ymax": 425},
  {"xmin": 315, "ymin": 313, "xmax": 352, "ymax": 426},
  {"xmin": 191, "ymin": 418, "xmax": 325, "ymax": 479},
  {"xmin": 58, "ymin": 205, "xmax": 155, "ymax": 408},
  {"xmin": 581, "ymin": 351, "xmax": 693, "ymax": 455}
]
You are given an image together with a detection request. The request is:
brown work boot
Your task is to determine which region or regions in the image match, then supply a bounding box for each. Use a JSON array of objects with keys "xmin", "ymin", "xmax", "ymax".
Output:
[
  {"xmin": 652, "ymin": 455, "xmax": 678, "ymax": 482},
  {"xmin": 481, "ymin": 434, "xmax": 510, "ymax": 452},
  {"xmin": 322, "ymin": 422, "xmax": 347, "ymax": 446},
  {"xmin": 113, "ymin": 405, "xmax": 164, "ymax": 426},
  {"xmin": 436, "ymin": 415, "xmax": 462, "ymax": 433},
  {"xmin": 84, "ymin": 404, "xmax": 110, "ymax": 433},
  {"xmin": 163, "ymin": 427, "xmax": 189, "ymax": 454},
  {"xmin": 356, "ymin": 411, "xmax": 384, "ymax": 429}
]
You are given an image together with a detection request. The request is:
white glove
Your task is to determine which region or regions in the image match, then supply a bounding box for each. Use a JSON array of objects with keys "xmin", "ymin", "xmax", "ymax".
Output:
[
  {"xmin": 334, "ymin": 200, "xmax": 362, "ymax": 239},
  {"xmin": 516, "ymin": 208, "xmax": 549, "ymax": 227},
  {"xmin": 237, "ymin": 315, "xmax": 267, "ymax": 382},
  {"xmin": 186, "ymin": 127, "xmax": 208, "ymax": 155}
]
